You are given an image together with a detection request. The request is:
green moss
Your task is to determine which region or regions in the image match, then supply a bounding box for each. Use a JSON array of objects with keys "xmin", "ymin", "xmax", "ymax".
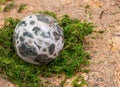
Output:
[
  {"xmin": 0, "ymin": 6, "xmax": 2, "ymax": 12},
  {"xmin": 17, "ymin": 4, "xmax": 26, "ymax": 13},
  {"xmin": 0, "ymin": 0, "xmax": 13, "ymax": 4},
  {"xmin": 72, "ymin": 76, "xmax": 88, "ymax": 87},
  {"xmin": 3, "ymin": 2, "xmax": 15, "ymax": 12},
  {"xmin": 0, "ymin": 12, "xmax": 94, "ymax": 87}
]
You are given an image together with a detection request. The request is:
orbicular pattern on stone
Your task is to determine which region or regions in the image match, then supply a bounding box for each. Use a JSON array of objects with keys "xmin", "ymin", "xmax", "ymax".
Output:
[{"xmin": 13, "ymin": 14, "xmax": 64, "ymax": 65}]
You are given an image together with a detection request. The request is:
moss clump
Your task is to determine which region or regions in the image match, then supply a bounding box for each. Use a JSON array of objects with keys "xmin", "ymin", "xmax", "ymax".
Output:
[
  {"xmin": 72, "ymin": 76, "xmax": 88, "ymax": 87},
  {"xmin": 0, "ymin": 12, "xmax": 94, "ymax": 87},
  {"xmin": 0, "ymin": 0, "xmax": 13, "ymax": 4},
  {"xmin": 3, "ymin": 2, "xmax": 15, "ymax": 12},
  {"xmin": 17, "ymin": 4, "xmax": 26, "ymax": 13}
]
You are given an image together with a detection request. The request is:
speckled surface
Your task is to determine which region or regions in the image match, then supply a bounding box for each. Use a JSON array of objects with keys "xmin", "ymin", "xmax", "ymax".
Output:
[{"xmin": 13, "ymin": 14, "xmax": 64, "ymax": 64}]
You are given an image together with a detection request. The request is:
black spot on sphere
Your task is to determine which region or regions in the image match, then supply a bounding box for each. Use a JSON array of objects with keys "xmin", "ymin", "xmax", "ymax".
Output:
[
  {"xmin": 49, "ymin": 44, "xmax": 55, "ymax": 55},
  {"xmin": 56, "ymin": 26, "xmax": 63, "ymax": 35},
  {"xmin": 43, "ymin": 48, "xmax": 46, "ymax": 52},
  {"xmin": 19, "ymin": 36, "xmax": 25, "ymax": 41},
  {"xmin": 17, "ymin": 40, "xmax": 19, "ymax": 43},
  {"xmin": 30, "ymin": 47, "xmax": 37, "ymax": 56},
  {"xmin": 29, "ymin": 16, "xmax": 32, "ymax": 18},
  {"xmin": 32, "ymin": 27, "xmax": 41, "ymax": 35},
  {"xmin": 17, "ymin": 21, "xmax": 27, "ymax": 27},
  {"xmin": 34, "ymin": 54, "xmax": 52, "ymax": 64},
  {"xmin": 19, "ymin": 43, "xmax": 38, "ymax": 58},
  {"xmin": 36, "ymin": 14, "xmax": 50, "ymax": 24},
  {"xmin": 54, "ymin": 53, "xmax": 56, "ymax": 56},
  {"xmin": 19, "ymin": 46, "xmax": 27, "ymax": 57},
  {"xmin": 30, "ymin": 20, "xmax": 35, "ymax": 25},
  {"xmin": 23, "ymin": 31, "xmax": 33, "ymax": 38},
  {"xmin": 18, "ymin": 44, "xmax": 27, "ymax": 57},
  {"xmin": 21, "ymin": 44, "xmax": 26, "ymax": 49},
  {"xmin": 53, "ymin": 32, "xmax": 60, "ymax": 41},
  {"xmin": 34, "ymin": 41, "xmax": 41, "ymax": 49}
]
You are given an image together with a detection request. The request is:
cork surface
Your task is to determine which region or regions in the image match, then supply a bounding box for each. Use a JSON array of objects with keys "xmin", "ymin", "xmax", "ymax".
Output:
[{"xmin": 0, "ymin": 0, "xmax": 120, "ymax": 87}]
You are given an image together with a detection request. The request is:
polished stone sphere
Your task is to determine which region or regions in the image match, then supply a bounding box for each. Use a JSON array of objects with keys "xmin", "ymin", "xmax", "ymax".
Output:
[{"xmin": 13, "ymin": 14, "xmax": 64, "ymax": 65}]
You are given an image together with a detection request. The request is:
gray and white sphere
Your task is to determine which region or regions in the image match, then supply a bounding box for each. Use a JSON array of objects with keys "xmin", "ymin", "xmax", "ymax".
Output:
[{"xmin": 13, "ymin": 14, "xmax": 64, "ymax": 65}]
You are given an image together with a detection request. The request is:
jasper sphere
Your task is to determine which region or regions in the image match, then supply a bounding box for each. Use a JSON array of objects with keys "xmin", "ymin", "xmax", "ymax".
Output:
[{"xmin": 13, "ymin": 14, "xmax": 64, "ymax": 65}]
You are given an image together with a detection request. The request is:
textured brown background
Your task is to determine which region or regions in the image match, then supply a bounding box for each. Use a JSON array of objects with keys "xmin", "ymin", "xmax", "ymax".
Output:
[{"xmin": 0, "ymin": 0, "xmax": 120, "ymax": 87}]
